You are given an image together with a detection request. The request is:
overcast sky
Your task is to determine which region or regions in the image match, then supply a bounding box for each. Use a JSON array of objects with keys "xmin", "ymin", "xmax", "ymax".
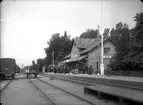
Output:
[{"xmin": 1, "ymin": 0, "xmax": 143, "ymax": 67}]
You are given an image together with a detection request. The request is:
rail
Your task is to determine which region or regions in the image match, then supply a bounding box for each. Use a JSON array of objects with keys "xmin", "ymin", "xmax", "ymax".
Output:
[
  {"xmin": 42, "ymin": 74, "xmax": 143, "ymax": 104},
  {"xmin": 0, "ymin": 80, "xmax": 12, "ymax": 93},
  {"xmin": 31, "ymin": 78, "xmax": 96, "ymax": 105},
  {"xmin": 29, "ymin": 79, "xmax": 57, "ymax": 105}
]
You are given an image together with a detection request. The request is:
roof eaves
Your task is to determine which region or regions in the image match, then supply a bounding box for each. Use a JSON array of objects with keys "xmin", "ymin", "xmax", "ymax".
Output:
[{"xmin": 64, "ymin": 54, "xmax": 71, "ymax": 59}]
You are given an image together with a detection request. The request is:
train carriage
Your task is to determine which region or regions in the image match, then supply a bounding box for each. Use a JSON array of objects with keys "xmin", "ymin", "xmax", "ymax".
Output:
[
  {"xmin": 0, "ymin": 58, "xmax": 17, "ymax": 79},
  {"xmin": 16, "ymin": 65, "xmax": 20, "ymax": 73}
]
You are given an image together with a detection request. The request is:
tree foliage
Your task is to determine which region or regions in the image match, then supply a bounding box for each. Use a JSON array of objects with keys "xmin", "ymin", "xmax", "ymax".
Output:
[
  {"xmin": 31, "ymin": 60, "xmax": 37, "ymax": 71},
  {"xmin": 36, "ymin": 58, "xmax": 44, "ymax": 72},
  {"xmin": 123, "ymin": 12, "xmax": 143, "ymax": 69},
  {"xmin": 79, "ymin": 29, "xmax": 99, "ymax": 38},
  {"xmin": 44, "ymin": 31, "xmax": 72, "ymax": 69},
  {"xmin": 108, "ymin": 22, "xmax": 130, "ymax": 70},
  {"xmin": 108, "ymin": 11, "xmax": 143, "ymax": 71},
  {"xmin": 103, "ymin": 28, "xmax": 110, "ymax": 38}
]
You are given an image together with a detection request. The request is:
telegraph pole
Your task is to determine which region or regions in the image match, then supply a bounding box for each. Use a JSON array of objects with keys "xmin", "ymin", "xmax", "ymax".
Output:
[
  {"xmin": 100, "ymin": 30, "xmax": 104, "ymax": 75},
  {"xmin": 97, "ymin": 25, "xmax": 100, "ymax": 74},
  {"xmin": 52, "ymin": 50, "xmax": 54, "ymax": 66},
  {"xmin": 100, "ymin": 0, "xmax": 104, "ymax": 75}
]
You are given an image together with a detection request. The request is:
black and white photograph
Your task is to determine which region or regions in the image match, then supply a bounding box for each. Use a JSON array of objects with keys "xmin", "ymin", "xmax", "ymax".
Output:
[{"xmin": 0, "ymin": 0, "xmax": 143, "ymax": 105}]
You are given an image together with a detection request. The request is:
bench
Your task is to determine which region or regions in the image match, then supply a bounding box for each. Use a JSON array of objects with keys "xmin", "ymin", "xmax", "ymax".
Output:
[
  {"xmin": 25, "ymin": 72, "xmax": 38, "ymax": 79},
  {"xmin": 84, "ymin": 85, "xmax": 143, "ymax": 104}
]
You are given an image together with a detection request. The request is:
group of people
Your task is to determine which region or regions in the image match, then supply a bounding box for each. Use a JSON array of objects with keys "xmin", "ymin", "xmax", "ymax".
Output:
[
  {"xmin": 49, "ymin": 64, "xmax": 94, "ymax": 75},
  {"xmin": 77, "ymin": 65, "xmax": 94, "ymax": 75}
]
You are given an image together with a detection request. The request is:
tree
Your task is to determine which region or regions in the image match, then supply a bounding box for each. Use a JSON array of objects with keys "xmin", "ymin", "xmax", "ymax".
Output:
[
  {"xmin": 31, "ymin": 60, "xmax": 37, "ymax": 71},
  {"xmin": 108, "ymin": 22, "xmax": 130, "ymax": 70},
  {"xmin": 44, "ymin": 31, "xmax": 72, "ymax": 70},
  {"xmin": 124, "ymin": 12, "xmax": 143, "ymax": 69},
  {"xmin": 59, "ymin": 31, "xmax": 72, "ymax": 60},
  {"xmin": 32, "ymin": 60, "xmax": 36, "ymax": 66},
  {"xmin": 79, "ymin": 29, "xmax": 99, "ymax": 39},
  {"xmin": 37, "ymin": 58, "xmax": 44, "ymax": 72},
  {"xmin": 103, "ymin": 28, "xmax": 110, "ymax": 38}
]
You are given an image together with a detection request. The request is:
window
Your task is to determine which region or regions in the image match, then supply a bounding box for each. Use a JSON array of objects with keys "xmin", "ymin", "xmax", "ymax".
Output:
[
  {"xmin": 104, "ymin": 48, "xmax": 110, "ymax": 54},
  {"xmin": 96, "ymin": 62, "xmax": 98, "ymax": 69},
  {"xmin": 95, "ymin": 52, "xmax": 98, "ymax": 56}
]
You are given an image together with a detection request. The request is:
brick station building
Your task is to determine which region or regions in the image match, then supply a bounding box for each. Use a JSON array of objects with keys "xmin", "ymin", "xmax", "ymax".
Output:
[{"xmin": 61, "ymin": 37, "xmax": 116, "ymax": 73}]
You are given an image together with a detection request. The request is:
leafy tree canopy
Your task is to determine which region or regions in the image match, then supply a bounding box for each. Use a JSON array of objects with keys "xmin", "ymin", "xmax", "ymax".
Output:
[
  {"xmin": 36, "ymin": 58, "xmax": 44, "ymax": 72},
  {"xmin": 108, "ymin": 22, "xmax": 130, "ymax": 70},
  {"xmin": 79, "ymin": 29, "xmax": 99, "ymax": 39},
  {"xmin": 44, "ymin": 31, "xmax": 72, "ymax": 68},
  {"xmin": 124, "ymin": 12, "xmax": 143, "ymax": 69},
  {"xmin": 103, "ymin": 28, "xmax": 110, "ymax": 38}
]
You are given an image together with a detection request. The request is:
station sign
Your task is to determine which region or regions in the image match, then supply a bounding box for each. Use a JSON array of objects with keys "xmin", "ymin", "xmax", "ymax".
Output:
[{"xmin": 103, "ymin": 56, "xmax": 111, "ymax": 58}]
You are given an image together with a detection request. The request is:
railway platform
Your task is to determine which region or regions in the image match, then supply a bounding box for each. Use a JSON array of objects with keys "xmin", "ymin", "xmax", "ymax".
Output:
[
  {"xmin": 42, "ymin": 72, "xmax": 143, "ymax": 90},
  {"xmin": 84, "ymin": 85, "xmax": 143, "ymax": 104},
  {"xmin": 0, "ymin": 80, "xmax": 11, "ymax": 92}
]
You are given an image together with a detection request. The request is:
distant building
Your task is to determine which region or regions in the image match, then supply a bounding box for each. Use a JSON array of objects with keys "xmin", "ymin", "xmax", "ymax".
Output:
[{"xmin": 61, "ymin": 37, "xmax": 116, "ymax": 73}]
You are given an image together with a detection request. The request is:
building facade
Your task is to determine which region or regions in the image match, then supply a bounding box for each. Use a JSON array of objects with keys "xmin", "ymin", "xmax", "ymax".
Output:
[
  {"xmin": 61, "ymin": 37, "xmax": 116, "ymax": 73},
  {"xmin": 87, "ymin": 40, "xmax": 116, "ymax": 73}
]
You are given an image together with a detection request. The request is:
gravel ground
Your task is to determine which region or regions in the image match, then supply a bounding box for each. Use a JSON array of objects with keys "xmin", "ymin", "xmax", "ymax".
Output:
[{"xmin": 1, "ymin": 79, "xmax": 51, "ymax": 105}]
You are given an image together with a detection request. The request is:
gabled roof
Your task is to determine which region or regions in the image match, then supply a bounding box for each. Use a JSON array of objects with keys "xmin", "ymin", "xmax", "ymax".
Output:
[
  {"xmin": 63, "ymin": 54, "xmax": 71, "ymax": 59},
  {"xmin": 80, "ymin": 37, "xmax": 114, "ymax": 55},
  {"xmin": 62, "ymin": 55, "xmax": 87, "ymax": 63},
  {"xmin": 73, "ymin": 38, "xmax": 95, "ymax": 49}
]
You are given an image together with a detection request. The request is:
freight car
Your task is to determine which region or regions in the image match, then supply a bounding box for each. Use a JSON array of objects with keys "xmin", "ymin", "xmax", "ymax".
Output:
[
  {"xmin": 0, "ymin": 58, "xmax": 17, "ymax": 79},
  {"xmin": 16, "ymin": 65, "xmax": 20, "ymax": 73}
]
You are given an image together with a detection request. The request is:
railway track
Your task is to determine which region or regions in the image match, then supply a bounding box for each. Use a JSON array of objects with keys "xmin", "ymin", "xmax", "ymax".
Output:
[
  {"xmin": 0, "ymin": 79, "xmax": 12, "ymax": 93},
  {"xmin": 40, "ymin": 74, "xmax": 143, "ymax": 105},
  {"xmin": 29, "ymin": 78, "xmax": 96, "ymax": 105}
]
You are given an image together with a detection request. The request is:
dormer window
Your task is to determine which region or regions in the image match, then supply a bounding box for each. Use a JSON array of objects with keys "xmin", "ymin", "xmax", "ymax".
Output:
[{"xmin": 74, "ymin": 51, "xmax": 78, "ymax": 54}]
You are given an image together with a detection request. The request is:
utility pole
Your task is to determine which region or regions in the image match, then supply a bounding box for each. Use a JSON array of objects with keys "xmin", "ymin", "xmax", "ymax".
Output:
[
  {"xmin": 52, "ymin": 50, "xmax": 54, "ymax": 66},
  {"xmin": 100, "ymin": 29, "xmax": 104, "ymax": 75},
  {"xmin": 97, "ymin": 25, "xmax": 100, "ymax": 73},
  {"xmin": 100, "ymin": 0, "xmax": 104, "ymax": 75}
]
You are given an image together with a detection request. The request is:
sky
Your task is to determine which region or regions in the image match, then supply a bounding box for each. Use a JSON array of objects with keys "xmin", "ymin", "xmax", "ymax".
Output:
[{"xmin": 1, "ymin": 0, "xmax": 143, "ymax": 67}]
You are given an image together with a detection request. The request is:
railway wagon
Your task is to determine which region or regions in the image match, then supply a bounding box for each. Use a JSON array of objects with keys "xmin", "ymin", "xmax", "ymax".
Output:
[
  {"xmin": 16, "ymin": 65, "xmax": 20, "ymax": 73},
  {"xmin": 0, "ymin": 58, "xmax": 16, "ymax": 79}
]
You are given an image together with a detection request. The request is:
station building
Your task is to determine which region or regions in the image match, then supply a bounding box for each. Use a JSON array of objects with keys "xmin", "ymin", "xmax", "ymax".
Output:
[{"xmin": 61, "ymin": 37, "xmax": 116, "ymax": 73}]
